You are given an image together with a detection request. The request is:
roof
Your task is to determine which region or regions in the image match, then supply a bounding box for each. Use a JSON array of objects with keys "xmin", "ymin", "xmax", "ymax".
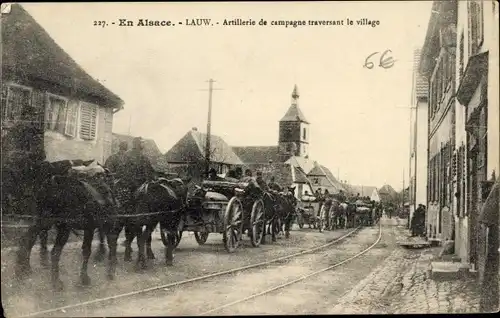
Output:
[
  {"xmin": 2, "ymin": 4, "xmax": 123, "ymax": 109},
  {"xmin": 112, "ymin": 133, "xmax": 168, "ymax": 171},
  {"xmin": 280, "ymin": 104, "xmax": 309, "ymax": 123},
  {"xmin": 379, "ymin": 184, "xmax": 397, "ymax": 196},
  {"xmin": 308, "ymin": 165, "xmax": 327, "ymax": 176},
  {"xmin": 244, "ymin": 163, "xmax": 294, "ymax": 187},
  {"xmin": 286, "ymin": 156, "xmax": 316, "ymax": 175},
  {"xmin": 232, "ymin": 146, "xmax": 282, "ymax": 164},
  {"xmin": 165, "ymin": 129, "xmax": 243, "ymax": 165},
  {"xmin": 413, "ymin": 48, "xmax": 429, "ymax": 100},
  {"xmin": 346, "ymin": 185, "xmax": 378, "ymax": 197},
  {"xmin": 293, "ymin": 166, "xmax": 309, "ymax": 184}
]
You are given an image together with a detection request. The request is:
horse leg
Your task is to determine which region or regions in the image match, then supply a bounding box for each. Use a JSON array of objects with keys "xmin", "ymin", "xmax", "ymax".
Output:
[
  {"xmin": 15, "ymin": 224, "xmax": 42, "ymax": 279},
  {"xmin": 79, "ymin": 228, "xmax": 94, "ymax": 286},
  {"xmin": 39, "ymin": 228, "xmax": 49, "ymax": 267},
  {"xmin": 94, "ymin": 227, "xmax": 106, "ymax": 262},
  {"xmin": 106, "ymin": 224, "xmax": 118, "ymax": 280},
  {"xmin": 165, "ymin": 230, "xmax": 176, "ymax": 266},
  {"xmin": 146, "ymin": 223, "xmax": 156, "ymax": 260},
  {"xmin": 50, "ymin": 224, "xmax": 71, "ymax": 291},
  {"xmin": 124, "ymin": 224, "xmax": 134, "ymax": 262},
  {"xmin": 284, "ymin": 214, "xmax": 291, "ymax": 239},
  {"xmin": 135, "ymin": 225, "xmax": 147, "ymax": 271}
]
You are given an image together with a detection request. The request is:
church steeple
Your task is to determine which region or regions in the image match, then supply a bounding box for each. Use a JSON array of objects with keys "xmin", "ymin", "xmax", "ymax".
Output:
[
  {"xmin": 280, "ymin": 85, "xmax": 309, "ymax": 124},
  {"xmin": 278, "ymin": 85, "xmax": 310, "ymax": 159}
]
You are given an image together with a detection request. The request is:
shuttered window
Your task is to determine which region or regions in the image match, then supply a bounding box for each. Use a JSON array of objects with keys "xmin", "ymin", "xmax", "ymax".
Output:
[
  {"xmin": 79, "ymin": 102, "xmax": 98, "ymax": 140},
  {"xmin": 64, "ymin": 100, "xmax": 79, "ymax": 137}
]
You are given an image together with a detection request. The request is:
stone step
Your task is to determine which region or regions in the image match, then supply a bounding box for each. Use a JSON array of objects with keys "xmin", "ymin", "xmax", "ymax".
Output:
[{"xmin": 427, "ymin": 261, "xmax": 474, "ymax": 281}]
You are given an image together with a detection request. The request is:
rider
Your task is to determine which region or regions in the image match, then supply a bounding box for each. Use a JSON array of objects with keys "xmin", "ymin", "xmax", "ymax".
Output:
[
  {"xmin": 207, "ymin": 168, "xmax": 224, "ymax": 181},
  {"xmin": 105, "ymin": 141, "xmax": 128, "ymax": 176},
  {"xmin": 268, "ymin": 176, "xmax": 283, "ymax": 192},
  {"xmin": 256, "ymin": 171, "xmax": 270, "ymax": 191},
  {"xmin": 121, "ymin": 137, "xmax": 155, "ymax": 201}
]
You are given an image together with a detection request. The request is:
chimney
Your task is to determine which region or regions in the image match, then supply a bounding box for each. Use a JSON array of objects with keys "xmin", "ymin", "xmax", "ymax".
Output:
[{"xmin": 192, "ymin": 127, "xmax": 198, "ymax": 131}]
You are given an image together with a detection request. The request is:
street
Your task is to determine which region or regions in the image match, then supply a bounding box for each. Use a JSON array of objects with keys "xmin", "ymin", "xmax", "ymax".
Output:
[{"xmin": 2, "ymin": 218, "xmax": 412, "ymax": 317}]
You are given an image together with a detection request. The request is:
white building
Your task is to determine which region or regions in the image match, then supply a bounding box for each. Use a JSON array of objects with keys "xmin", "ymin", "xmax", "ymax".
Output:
[
  {"xmin": 454, "ymin": 0, "xmax": 499, "ymax": 272},
  {"xmin": 409, "ymin": 48, "xmax": 429, "ymax": 224}
]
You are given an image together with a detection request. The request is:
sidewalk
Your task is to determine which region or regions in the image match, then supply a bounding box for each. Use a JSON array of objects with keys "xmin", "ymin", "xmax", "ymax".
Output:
[{"xmin": 329, "ymin": 228, "xmax": 481, "ymax": 314}]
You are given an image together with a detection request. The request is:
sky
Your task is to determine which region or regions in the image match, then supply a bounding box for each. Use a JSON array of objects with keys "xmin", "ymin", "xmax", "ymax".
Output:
[{"xmin": 22, "ymin": 1, "xmax": 433, "ymax": 191}]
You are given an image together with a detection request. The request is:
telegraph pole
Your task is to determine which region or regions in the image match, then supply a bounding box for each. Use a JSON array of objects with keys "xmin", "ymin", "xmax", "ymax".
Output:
[{"xmin": 199, "ymin": 79, "xmax": 223, "ymax": 178}]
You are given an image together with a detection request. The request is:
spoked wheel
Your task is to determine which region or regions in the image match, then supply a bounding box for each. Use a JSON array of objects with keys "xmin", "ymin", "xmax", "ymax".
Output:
[
  {"xmin": 250, "ymin": 199, "xmax": 265, "ymax": 247},
  {"xmin": 223, "ymin": 196, "xmax": 243, "ymax": 253},
  {"xmin": 194, "ymin": 231, "xmax": 209, "ymax": 245},
  {"xmin": 160, "ymin": 226, "xmax": 183, "ymax": 248}
]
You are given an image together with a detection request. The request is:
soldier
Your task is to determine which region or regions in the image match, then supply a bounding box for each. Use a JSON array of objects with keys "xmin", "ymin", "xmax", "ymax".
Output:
[
  {"xmin": 268, "ymin": 176, "xmax": 283, "ymax": 192},
  {"xmin": 255, "ymin": 171, "xmax": 270, "ymax": 191},
  {"xmin": 207, "ymin": 168, "xmax": 224, "ymax": 181},
  {"xmin": 121, "ymin": 137, "xmax": 155, "ymax": 196},
  {"xmin": 105, "ymin": 141, "xmax": 128, "ymax": 176}
]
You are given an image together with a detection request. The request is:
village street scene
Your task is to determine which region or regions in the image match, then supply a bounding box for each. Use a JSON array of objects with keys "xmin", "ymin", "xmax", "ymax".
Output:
[{"xmin": 1, "ymin": 1, "xmax": 499, "ymax": 316}]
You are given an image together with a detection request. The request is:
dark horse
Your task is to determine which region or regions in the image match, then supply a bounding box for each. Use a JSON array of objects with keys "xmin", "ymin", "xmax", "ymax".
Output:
[
  {"xmin": 14, "ymin": 160, "xmax": 120, "ymax": 291},
  {"xmin": 263, "ymin": 187, "xmax": 297, "ymax": 242},
  {"xmin": 116, "ymin": 177, "xmax": 188, "ymax": 270}
]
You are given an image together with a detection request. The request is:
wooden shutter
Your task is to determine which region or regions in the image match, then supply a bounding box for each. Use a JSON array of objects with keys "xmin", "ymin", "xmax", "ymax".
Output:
[
  {"xmin": 80, "ymin": 102, "xmax": 97, "ymax": 140},
  {"xmin": 64, "ymin": 100, "xmax": 79, "ymax": 137}
]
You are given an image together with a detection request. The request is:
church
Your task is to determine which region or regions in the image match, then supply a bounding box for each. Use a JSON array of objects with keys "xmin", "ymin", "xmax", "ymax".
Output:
[{"xmin": 165, "ymin": 85, "xmax": 346, "ymax": 198}]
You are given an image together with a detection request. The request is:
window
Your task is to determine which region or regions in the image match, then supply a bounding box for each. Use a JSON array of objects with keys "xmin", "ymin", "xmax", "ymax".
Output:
[
  {"xmin": 303, "ymin": 127, "xmax": 306, "ymax": 140},
  {"xmin": 468, "ymin": 1, "xmax": 484, "ymax": 55},
  {"xmin": 64, "ymin": 100, "xmax": 79, "ymax": 137},
  {"xmin": 45, "ymin": 94, "xmax": 68, "ymax": 134},
  {"xmin": 3, "ymin": 84, "xmax": 32, "ymax": 124},
  {"xmin": 80, "ymin": 102, "xmax": 98, "ymax": 140}
]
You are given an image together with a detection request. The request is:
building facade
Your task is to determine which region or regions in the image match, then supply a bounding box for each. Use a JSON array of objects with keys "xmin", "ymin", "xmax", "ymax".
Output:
[
  {"xmin": 420, "ymin": 0, "xmax": 458, "ymax": 245},
  {"xmin": 409, "ymin": 48, "xmax": 430, "ymax": 226},
  {"xmin": 420, "ymin": 0, "xmax": 499, "ymax": 278},
  {"xmin": 454, "ymin": 0, "xmax": 499, "ymax": 273},
  {"xmin": 2, "ymin": 4, "xmax": 123, "ymax": 166}
]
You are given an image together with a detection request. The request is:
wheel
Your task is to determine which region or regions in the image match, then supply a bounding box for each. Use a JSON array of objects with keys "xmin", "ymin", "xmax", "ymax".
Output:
[
  {"xmin": 194, "ymin": 231, "xmax": 209, "ymax": 245},
  {"xmin": 250, "ymin": 199, "xmax": 265, "ymax": 247},
  {"xmin": 160, "ymin": 226, "xmax": 182, "ymax": 248},
  {"xmin": 223, "ymin": 196, "xmax": 243, "ymax": 253}
]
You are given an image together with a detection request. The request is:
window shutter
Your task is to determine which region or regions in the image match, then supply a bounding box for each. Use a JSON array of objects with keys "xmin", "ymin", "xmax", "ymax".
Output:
[
  {"xmin": 64, "ymin": 100, "xmax": 79, "ymax": 137},
  {"xmin": 80, "ymin": 103, "xmax": 97, "ymax": 140}
]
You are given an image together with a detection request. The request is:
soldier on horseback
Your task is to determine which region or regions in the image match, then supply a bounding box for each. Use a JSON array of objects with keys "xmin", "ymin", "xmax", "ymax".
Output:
[
  {"xmin": 268, "ymin": 176, "xmax": 283, "ymax": 192},
  {"xmin": 105, "ymin": 141, "xmax": 128, "ymax": 176}
]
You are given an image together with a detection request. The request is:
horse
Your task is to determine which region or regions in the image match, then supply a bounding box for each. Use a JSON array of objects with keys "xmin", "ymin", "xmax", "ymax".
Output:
[
  {"xmin": 262, "ymin": 186, "xmax": 297, "ymax": 241},
  {"xmin": 345, "ymin": 203, "xmax": 357, "ymax": 228},
  {"xmin": 116, "ymin": 177, "xmax": 188, "ymax": 270},
  {"xmin": 327, "ymin": 199, "xmax": 343, "ymax": 230},
  {"xmin": 14, "ymin": 159, "xmax": 120, "ymax": 291}
]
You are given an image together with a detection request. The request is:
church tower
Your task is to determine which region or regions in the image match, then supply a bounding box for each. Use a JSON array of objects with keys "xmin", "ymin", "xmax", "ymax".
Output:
[{"xmin": 278, "ymin": 84, "xmax": 310, "ymax": 159}]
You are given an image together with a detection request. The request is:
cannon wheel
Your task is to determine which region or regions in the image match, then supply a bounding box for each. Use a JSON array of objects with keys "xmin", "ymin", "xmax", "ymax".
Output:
[
  {"xmin": 250, "ymin": 199, "xmax": 265, "ymax": 247},
  {"xmin": 194, "ymin": 231, "xmax": 209, "ymax": 245},
  {"xmin": 160, "ymin": 226, "xmax": 183, "ymax": 248},
  {"xmin": 223, "ymin": 196, "xmax": 243, "ymax": 253}
]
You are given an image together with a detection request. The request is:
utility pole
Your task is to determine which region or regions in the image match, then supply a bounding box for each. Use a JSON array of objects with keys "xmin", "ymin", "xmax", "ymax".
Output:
[
  {"xmin": 128, "ymin": 114, "xmax": 132, "ymax": 135},
  {"xmin": 199, "ymin": 79, "xmax": 223, "ymax": 178}
]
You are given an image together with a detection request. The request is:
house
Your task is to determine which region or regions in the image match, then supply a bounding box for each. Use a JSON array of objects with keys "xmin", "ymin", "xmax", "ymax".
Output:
[
  {"xmin": 111, "ymin": 133, "xmax": 168, "ymax": 172},
  {"xmin": 2, "ymin": 4, "xmax": 124, "ymax": 166},
  {"xmin": 419, "ymin": 0, "xmax": 458, "ymax": 246},
  {"xmin": 453, "ymin": 0, "xmax": 499, "ymax": 294},
  {"xmin": 408, "ymin": 48, "xmax": 430, "ymax": 226},
  {"xmin": 419, "ymin": 0, "xmax": 499, "ymax": 290},
  {"xmin": 370, "ymin": 188, "xmax": 381, "ymax": 202},
  {"xmin": 378, "ymin": 184, "xmax": 398, "ymax": 205},
  {"xmin": 164, "ymin": 127, "xmax": 243, "ymax": 184}
]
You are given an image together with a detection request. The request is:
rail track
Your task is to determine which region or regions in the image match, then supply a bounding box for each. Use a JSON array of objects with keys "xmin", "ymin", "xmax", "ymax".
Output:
[
  {"xmin": 199, "ymin": 221, "xmax": 383, "ymax": 315},
  {"xmin": 22, "ymin": 225, "xmax": 366, "ymax": 317}
]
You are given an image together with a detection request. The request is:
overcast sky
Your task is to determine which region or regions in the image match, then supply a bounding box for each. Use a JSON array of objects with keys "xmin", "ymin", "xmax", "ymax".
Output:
[{"xmin": 23, "ymin": 1, "xmax": 432, "ymax": 190}]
